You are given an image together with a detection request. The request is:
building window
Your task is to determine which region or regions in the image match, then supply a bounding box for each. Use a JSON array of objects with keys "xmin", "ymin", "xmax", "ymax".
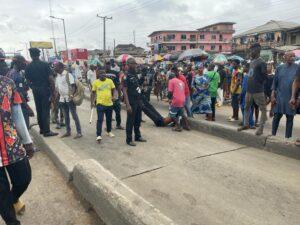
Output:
[
  {"xmin": 211, "ymin": 35, "xmax": 216, "ymax": 40},
  {"xmin": 211, "ymin": 45, "xmax": 216, "ymax": 51},
  {"xmin": 199, "ymin": 34, "xmax": 205, "ymax": 40},
  {"xmin": 181, "ymin": 45, "xmax": 187, "ymax": 50},
  {"xmin": 219, "ymin": 45, "xmax": 222, "ymax": 51},
  {"xmin": 190, "ymin": 35, "xmax": 196, "ymax": 41},
  {"xmin": 167, "ymin": 46, "xmax": 176, "ymax": 51},
  {"xmin": 190, "ymin": 44, "xmax": 196, "ymax": 49},
  {"xmin": 219, "ymin": 34, "xmax": 223, "ymax": 41},
  {"xmin": 181, "ymin": 34, "xmax": 187, "ymax": 40},
  {"xmin": 213, "ymin": 26, "xmax": 217, "ymax": 31},
  {"xmin": 167, "ymin": 34, "xmax": 176, "ymax": 40},
  {"xmin": 199, "ymin": 45, "xmax": 204, "ymax": 50}
]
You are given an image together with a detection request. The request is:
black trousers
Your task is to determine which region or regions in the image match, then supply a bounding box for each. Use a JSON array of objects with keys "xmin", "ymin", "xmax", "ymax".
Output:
[
  {"xmin": 0, "ymin": 158, "xmax": 31, "ymax": 225},
  {"xmin": 126, "ymin": 103, "xmax": 142, "ymax": 143},
  {"xmin": 141, "ymin": 96, "xmax": 164, "ymax": 127},
  {"xmin": 112, "ymin": 99, "xmax": 121, "ymax": 127},
  {"xmin": 211, "ymin": 97, "xmax": 217, "ymax": 119},
  {"xmin": 32, "ymin": 87, "xmax": 51, "ymax": 134},
  {"xmin": 272, "ymin": 113, "xmax": 294, "ymax": 138},
  {"xmin": 96, "ymin": 105, "xmax": 112, "ymax": 136}
]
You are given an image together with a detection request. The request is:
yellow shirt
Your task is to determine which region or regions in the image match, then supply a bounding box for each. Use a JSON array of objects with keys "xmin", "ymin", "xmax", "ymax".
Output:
[{"xmin": 92, "ymin": 78, "xmax": 115, "ymax": 106}]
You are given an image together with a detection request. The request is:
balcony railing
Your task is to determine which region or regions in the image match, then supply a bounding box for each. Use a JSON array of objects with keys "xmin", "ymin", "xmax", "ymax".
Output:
[{"xmin": 232, "ymin": 40, "xmax": 285, "ymax": 52}]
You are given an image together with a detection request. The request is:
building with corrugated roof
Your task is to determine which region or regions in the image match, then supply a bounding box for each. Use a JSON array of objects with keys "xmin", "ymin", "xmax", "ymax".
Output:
[{"xmin": 232, "ymin": 20, "xmax": 300, "ymax": 59}]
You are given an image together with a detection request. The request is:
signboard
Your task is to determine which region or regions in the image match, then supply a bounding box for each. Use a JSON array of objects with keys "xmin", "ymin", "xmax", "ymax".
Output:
[{"xmin": 29, "ymin": 41, "xmax": 53, "ymax": 49}]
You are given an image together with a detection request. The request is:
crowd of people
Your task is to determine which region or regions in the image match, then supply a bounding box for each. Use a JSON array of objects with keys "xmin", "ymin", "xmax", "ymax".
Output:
[
  {"xmin": 147, "ymin": 44, "xmax": 300, "ymax": 140},
  {"xmin": 0, "ymin": 41, "xmax": 299, "ymax": 224}
]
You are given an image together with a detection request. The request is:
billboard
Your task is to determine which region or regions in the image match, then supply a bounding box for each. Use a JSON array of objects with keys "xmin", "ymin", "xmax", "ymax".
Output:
[{"xmin": 30, "ymin": 41, "xmax": 53, "ymax": 49}]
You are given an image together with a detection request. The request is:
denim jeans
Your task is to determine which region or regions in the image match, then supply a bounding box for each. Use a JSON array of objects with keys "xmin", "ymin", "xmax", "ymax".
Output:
[
  {"xmin": 184, "ymin": 96, "xmax": 192, "ymax": 117},
  {"xmin": 272, "ymin": 113, "xmax": 294, "ymax": 138},
  {"xmin": 0, "ymin": 158, "xmax": 31, "ymax": 225},
  {"xmin": 241, "ymin": 106, "xmax": 254, "ymax": 127},
  {"xmin": 96, "ymin": 104, "xmax": 113, "ymax": 136},
  {"xmin": 60, "ymin": 101, "xmax": 82, "ymax": 135}
]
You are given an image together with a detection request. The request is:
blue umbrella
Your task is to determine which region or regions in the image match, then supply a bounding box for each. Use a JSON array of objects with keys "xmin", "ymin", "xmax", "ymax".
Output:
[{"xmin": 227, "ymin": 55, "xmax": 244, "ymax": 62}]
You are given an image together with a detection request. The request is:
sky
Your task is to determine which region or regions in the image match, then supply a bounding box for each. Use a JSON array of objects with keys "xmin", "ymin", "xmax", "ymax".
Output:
[{"xmin": 0, "ymin": 0, "xmax": 300, "ymax": 57}]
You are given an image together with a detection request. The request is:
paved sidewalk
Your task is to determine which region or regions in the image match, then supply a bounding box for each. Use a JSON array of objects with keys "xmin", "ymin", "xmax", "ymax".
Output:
[
  {"xmin": 0, "ymin": 151, "xmax": 104, "ymax": 225},
  {"xmin": 149, "ymin": 96, "xmax": 300, "ymax": 139}
]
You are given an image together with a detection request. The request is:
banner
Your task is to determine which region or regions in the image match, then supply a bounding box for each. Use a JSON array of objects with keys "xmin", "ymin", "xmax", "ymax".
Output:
[{"xmin": 30, "ymin": 41, "xmax": 53, "ymax": 49}]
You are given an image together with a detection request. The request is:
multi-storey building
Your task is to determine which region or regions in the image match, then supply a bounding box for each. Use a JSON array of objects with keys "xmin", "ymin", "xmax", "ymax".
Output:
[
  {"xmin": 148, "ymin": 22, "xmax": 235, "ymax": 54},
  {"xmin": 232, "ymin": 20, "xmax": 299, "ymax": 58}
]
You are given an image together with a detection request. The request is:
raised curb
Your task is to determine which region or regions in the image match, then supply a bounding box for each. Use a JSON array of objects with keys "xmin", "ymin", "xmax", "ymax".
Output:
[
  {"xmin": 265, "ymin": 136, "xmax": 300, "ymax": 160},
  {"xmin": 31, "ymin": 126, "xmax": 177, "ymax": 225},
  {"xmin": 187, "ymin": 118, "xmax": 300, "ymax": 160},
  {"xmin": 30, "ymin": 126, "xmax": 81, "ymax": 181},
  {"xmin": 85, "ymin": 91, "xmax": 300, "ymax": 160},
  {"xmin": 73, "ymin": 159, "xmax": 176, "ymax": 225},
  {"xmin": 188, "ymin": 117, "xmax": 267, "ymax": 148}
]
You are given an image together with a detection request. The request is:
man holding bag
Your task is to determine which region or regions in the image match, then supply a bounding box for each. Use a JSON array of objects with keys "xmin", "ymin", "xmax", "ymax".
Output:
[{"xmin": 54, "ymin": 62, "xmax": 82, "ymax": 139}]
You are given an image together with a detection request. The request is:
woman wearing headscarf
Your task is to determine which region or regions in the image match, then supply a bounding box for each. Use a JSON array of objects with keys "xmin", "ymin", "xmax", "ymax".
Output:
[{"xmin": 191, "ymin": 64, "xmax": 213, "ymax": 121}]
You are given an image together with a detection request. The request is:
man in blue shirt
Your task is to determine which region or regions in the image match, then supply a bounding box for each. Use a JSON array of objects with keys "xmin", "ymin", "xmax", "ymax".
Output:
[{"xmin": 271, "ymin": 52, "xmax": 298, "ymax": 138}]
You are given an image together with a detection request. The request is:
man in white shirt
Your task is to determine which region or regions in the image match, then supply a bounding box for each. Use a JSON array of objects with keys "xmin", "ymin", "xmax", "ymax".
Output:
[
  {"xmin": 87, "ymin": 65, "xmax": 97, "ymax": 90},
  {"xmin": 54, "ymin": 62, "xmax": 82, "ymax": 139},
  {"xmin": 74, "ymin": 61, "xmax": 82, "ymax": 81}
]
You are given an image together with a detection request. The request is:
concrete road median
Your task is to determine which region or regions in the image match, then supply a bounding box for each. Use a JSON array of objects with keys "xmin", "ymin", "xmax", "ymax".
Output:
[{"xmin": 73, "ymin": 159, "xmax": 176, "ymax": 225}]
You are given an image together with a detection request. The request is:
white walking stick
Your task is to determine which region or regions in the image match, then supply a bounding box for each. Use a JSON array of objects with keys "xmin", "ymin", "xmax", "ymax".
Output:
[{"xmin": 89, "ymin": 108, "xmax": 94, "ymax": 124}]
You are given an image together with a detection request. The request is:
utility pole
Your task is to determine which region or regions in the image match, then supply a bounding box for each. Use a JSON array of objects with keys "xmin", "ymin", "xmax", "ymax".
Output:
[
  {"xmin": 48, "ymin": 0, "xmax": 58, "ymax": 57},
  {"xmin": 97, "ymin": 14, "xmax": 112, "ymax": 52},
  {"xmin": 113, "ymin": 39, "xmax": 116, "ymax": 57},
  {"xmin": 50, "ymin": 16, "xmax": 69, "ymax": 61},
  {"xmin": 133, "ymin": 30, "xmax": 136, "ymax": 46}
]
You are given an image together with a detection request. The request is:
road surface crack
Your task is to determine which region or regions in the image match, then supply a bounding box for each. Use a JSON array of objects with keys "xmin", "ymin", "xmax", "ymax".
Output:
[
  {"xmin": 121, "ymin": 165, "xmax": 166, "ymax": 180},
  {"xmin": 189, "ymin": 146, "xmax": 248, "ymax": 162}
]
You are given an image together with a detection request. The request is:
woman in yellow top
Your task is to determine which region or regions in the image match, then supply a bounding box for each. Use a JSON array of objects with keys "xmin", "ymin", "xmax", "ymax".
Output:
[{"xmin": 91, "ymin": 70, "xmax": 116, "ymax": 142}]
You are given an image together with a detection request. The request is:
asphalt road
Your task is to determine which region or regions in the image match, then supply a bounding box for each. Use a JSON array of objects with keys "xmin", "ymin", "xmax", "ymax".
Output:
[{"xmin": 50, "ymin": 98, "xmax": 300, "ymax": 225}]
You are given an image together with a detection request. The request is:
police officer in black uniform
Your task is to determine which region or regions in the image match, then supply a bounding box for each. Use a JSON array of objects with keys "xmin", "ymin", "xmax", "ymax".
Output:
[{"xmin": 122, "ymin": 58, "xmax": 147, "ymax": 146}]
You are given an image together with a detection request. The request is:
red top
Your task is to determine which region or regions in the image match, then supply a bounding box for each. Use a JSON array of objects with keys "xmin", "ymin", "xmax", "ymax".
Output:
[
  {"xmin": 0, "ymin": 75, "xmax": 25, "ymax": 167},
  {"xmin": 178, "ymin": 74, "xmax": 190, "ymax": 96},
  {"xmin": 168, "ymin": 78, "xmax": 186, "ymax": 107}
]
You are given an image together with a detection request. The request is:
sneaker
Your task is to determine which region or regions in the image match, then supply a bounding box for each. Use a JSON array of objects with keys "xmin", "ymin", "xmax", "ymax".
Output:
[
  {"xmin": 127, "ymin": 141, "xmax": 136, "ymax": 147},
  {"xmin": 228, "ymin": 118, "xmax": 237, "ymax": 122},
  {"xmin": 96, "ymin": 136, "xmax": 102, "ymax": 141},
  {"xmin": 74, "ymin": 134, "xmax": 82, "ymax": 139},
  {"xmin": 237, "ymin": 126, "xmax": 249, "ymax": 132},
  {"xmin": 44, "ymin": 131, "xmax": 59, "ymax": 137},
  {"xmin": 116, "ymin": 125, "xmax": 125, "ymax": 130},
  {"xmin": 135, "ymin": 137, "xmax": 147, "ymax": 142},
  {"xmin": 14, "ymin": 200, "xmax": 25, "ymax": 215},
  {"xmin": 255, "ymin": 127, "xmax": 264, "ymax": 136},
  {"xmin": 61, "ymin": 133, "xmax": 71, "ymax": 138},
  {"xmin": 107, "ymin": 132, "xmax": 115, "ymax": 138}
]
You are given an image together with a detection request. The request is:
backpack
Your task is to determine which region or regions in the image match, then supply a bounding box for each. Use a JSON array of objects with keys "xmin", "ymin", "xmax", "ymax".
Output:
[{"xmin": 66, "ymin": 72, "xmax": 85, "ymax": 106}]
